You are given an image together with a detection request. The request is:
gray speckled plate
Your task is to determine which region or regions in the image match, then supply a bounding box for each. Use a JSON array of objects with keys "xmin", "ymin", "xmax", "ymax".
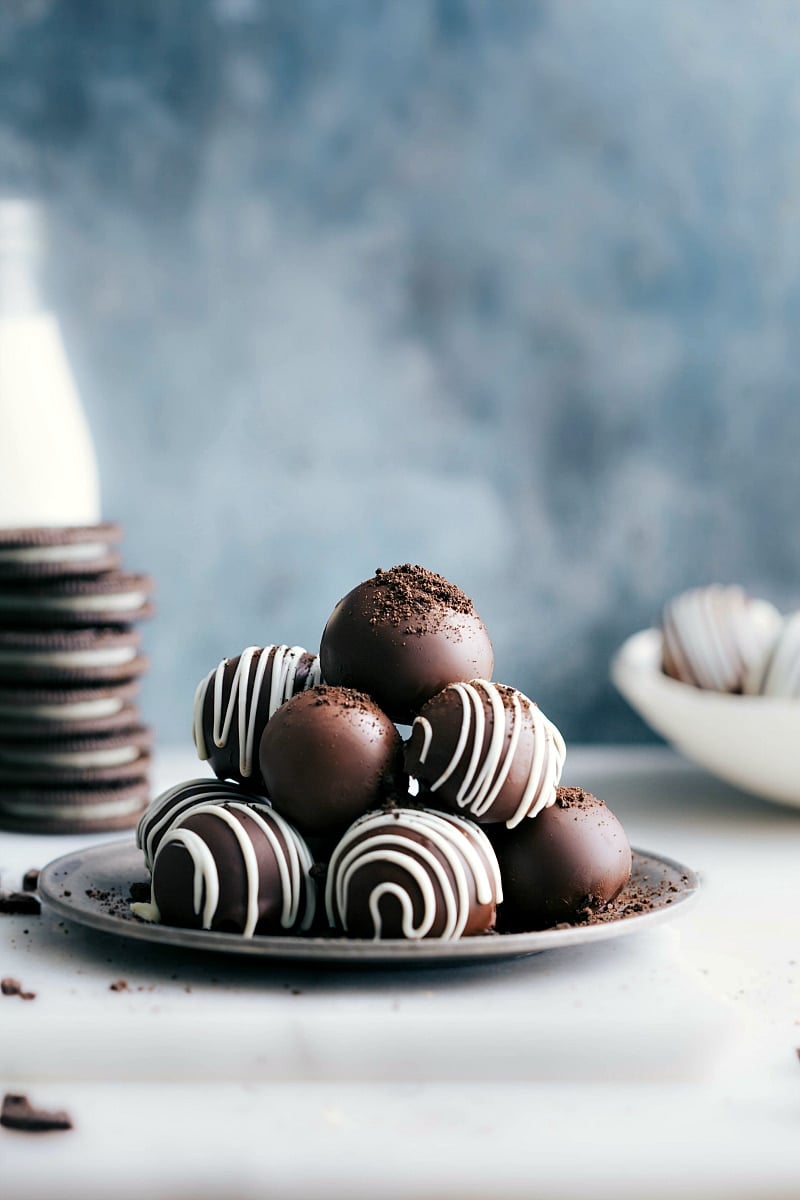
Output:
[{"xmin": 38, "ymin": 839, "xmax": 699, "ymax": 965}]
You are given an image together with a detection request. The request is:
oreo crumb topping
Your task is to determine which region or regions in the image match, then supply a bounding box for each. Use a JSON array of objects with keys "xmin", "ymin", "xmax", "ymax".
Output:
[
  {"xmin": 555, "ymin": 785, "xmax": 597, "ymax": 811},
  {"xmin": 367, "ymin": 565, "xmax": 476, "ymax": 633}
]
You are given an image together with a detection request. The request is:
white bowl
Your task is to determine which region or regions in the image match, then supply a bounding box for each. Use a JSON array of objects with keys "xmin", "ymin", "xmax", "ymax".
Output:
[{"xmin": 611, "ymin": 628, "xmax": 800, "ymax": 809}]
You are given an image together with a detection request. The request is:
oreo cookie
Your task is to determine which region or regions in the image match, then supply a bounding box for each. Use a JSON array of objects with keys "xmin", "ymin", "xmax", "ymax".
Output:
[
  {"xmin": 0, "ymin": 778, "xmax": 150, "ymax": 834},
  {"xmin": 0, "ymin": 524, "xmax": 154, "ymax": 833},
  {"xmin": 0, "ymin": 571, "xmax": 155, "ymax": 628},
  {"xmin": 0, "ymin": 681, "xmax": 140, "ymax": 735},
  {"xmin": 0, "ymin": 628, "xmax": 148, "ymax": 685},
  {"xmin": 0, "ymin": 524, "xmax": 123, "ymax": 580},
  {"xmin": 0, "ymin": 724, "xmax": 151, "ymax": 784}
]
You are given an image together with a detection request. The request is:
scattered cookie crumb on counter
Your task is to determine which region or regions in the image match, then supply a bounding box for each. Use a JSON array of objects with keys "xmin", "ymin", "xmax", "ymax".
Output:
[
  {"xmin": 22, "ymin": 868, "xmax": 40, "ymax": 892},
  {"xmin": 1, "ymin": 1093, "xmax": 73, "ymax": 1133},
  {"xmin": 0, "ymin": 891, "xmax": 41, "ymax": 916},
  {"xmin": 1, "ymin": 977, "xmax": 35, "ymax": 1000}
]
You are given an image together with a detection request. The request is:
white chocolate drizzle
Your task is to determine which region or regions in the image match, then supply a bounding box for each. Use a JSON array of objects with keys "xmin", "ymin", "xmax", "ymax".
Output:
[
  {"xmin": 193, "ymin": 645, "xmax": 322, "ymax": 778},
  {"xmin": 137, "ymin": 777, "xmax": 260, "ymax": 870},
  {"xmin": 325, "ymin": 807, "xmax": 502, "ymax": 941},
  {"xmin": 411, "ymin": 679, "xmax": 566, "ymax": 829},
  {"xmin": 139, "ymin": 800, "xmax": 315, "ymax": 936}
]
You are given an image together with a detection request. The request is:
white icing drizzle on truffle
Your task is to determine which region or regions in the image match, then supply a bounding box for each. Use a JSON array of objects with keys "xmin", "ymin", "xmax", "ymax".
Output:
[
  {"xmin": 325, "ymin": 807, "xmax": 502, "ymax": 941},
  {"xmin": 412, "ymin": 679, "xmax": 566, "ymax": 829},
  {"xmin": 139, "ymin": 800, "xmax": 315, "ymax": 936},
  {"xmin": 193, "ymin": 645, "xmax": 322, "ymax": 777},
  {"xmin": 137, "ymin": 777, "xmax": 257, "ymax": 871},
  {"xmin": 662, "ymin": 585, "xmax": 782, "ymax": 692}
]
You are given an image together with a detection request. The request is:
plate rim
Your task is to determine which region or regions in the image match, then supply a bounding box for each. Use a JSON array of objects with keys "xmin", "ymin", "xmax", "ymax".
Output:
[{"xmin": 37, "ymin": 837, "xmax": 700, "ymax": 965}]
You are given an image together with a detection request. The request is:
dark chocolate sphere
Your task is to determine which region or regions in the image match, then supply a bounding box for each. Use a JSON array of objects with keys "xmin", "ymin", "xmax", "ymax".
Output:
[
  {"xmin": 258, "ymin": 685, "xmax": 406, "ymax": 837},
  {"xmin": 149, "ymin": 801, "xmax": 316, "ymax": 936},
  {"xmin": 489, "ymin": 786, "xmax": 632, "ymax": 931},
  {"xmin": 325, "ymin": 807, "xmax": 502, "ymax": 940},
  {"xmin": 319, "ymin": 564, "xmax": 494, "ymax": 723},
  {"xmin": 193, "ymin": 644, "xmax": 321, "ymax": 790},
  {"xmin": 405, "ymin": 679, "xmax": 566, "ymax": 827}
]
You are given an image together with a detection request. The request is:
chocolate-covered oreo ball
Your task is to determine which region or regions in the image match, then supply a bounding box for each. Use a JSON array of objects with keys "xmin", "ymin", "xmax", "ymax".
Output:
[
  {"xmin": 136, "ymin": 777, "xmax": 258, "ymax": 870},
  {"xmin": 134, "ymin": 801, "xmax": 316, "ymax": 936},
  {"xmin": 744, "ymin": 610, "xmax": 800, "ymax": 697},
  {"xmin": 661, "ymin": 584, "xmax": 782, "ymax": 692},
  {"xmin": 490, "ymin": 786, "xmax": 632, "ymax": 931},
  {"xmin": 193, "ymin": 645, "xmax": 321, "ymax": 789},
  {"xmin": 326, "ymin": 807, "xmax": 502, "ymax": 940},
  {"xmin": 319, "ymin": 564, "xmax": 494, "ymax": 723},
  {"xmin": 259, "ymin": 686, "xmax": 406, "ymax": 837},
  {"xmin": 405, "ymin": 679, "xmax": 566, "ymax": 828}
]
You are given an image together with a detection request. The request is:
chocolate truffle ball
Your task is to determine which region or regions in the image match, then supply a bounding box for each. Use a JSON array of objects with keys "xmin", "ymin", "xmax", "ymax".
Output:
[
  {"xmin": 325, "ymin": 807, "xmax": 503, "ymax": 940},
  {"xmin": 193, "ymin": 644, "xmax": 321, "ymax": 789},
  {"xmin": 661, "ymin": 584, "xmax": 782, "ymax": 692},
  {"xmin": 140, "ymin": 801, "xmax": 316, "ymax": 936},
  {"xmin": 259, "ymin": 685, "xmax": 406, "ymax": 837},
  {"xmin": 489, "ymin": 786, "xmax": 632, "ymax": 931},
  {"xmin": 319, "ymin": 564, "xmax": 494, "ymax": 724},
  {"xmin": 744, "ymin": 610, "xmax": 800, "ymax": 697},
  {"xmin": 405, "ymin": 679, "xmax": 566, "ymax": 828},
  {"xmin": 137, "ymin": 776, "xmax": 257, "ymax": 871}
]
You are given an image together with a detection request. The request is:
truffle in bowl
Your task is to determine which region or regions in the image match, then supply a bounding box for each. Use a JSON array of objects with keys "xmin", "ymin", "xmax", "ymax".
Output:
[{"xmin": 611, "ymin": 627, "xmax": 800, "ymax": 809}]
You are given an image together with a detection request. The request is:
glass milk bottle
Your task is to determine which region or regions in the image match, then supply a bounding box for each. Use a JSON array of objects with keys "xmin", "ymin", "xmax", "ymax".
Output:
[{"xmin": 0, "ymin": 197, "xmax": 101, "ymax": 528}]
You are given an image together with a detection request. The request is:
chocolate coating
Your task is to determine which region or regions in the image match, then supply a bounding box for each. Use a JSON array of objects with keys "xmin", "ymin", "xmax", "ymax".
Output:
[
  {"xmin": 325, "ymin": 807, "xmax": 502, "ymax": 940},
  {"xmin": 193, "ymin": 645, "xmax": 321, "ymax": 790},
  {"xmin": 319, "ymin": 564, "xmax": 494, "ymax": 723},
  {"xmin": 489, "ymin": 786, "xmax": 632, "ymax": 931},
  {"xmin": 150, "ymin": 801, "xmax": 316, "ymax": 935},
  {"xmin": 405, "ymin": 679, "xmax": 566, "ymax": 827},
  {"xmin": 259, "ymin": 686, "xmax": 406, "ymax": 837}
]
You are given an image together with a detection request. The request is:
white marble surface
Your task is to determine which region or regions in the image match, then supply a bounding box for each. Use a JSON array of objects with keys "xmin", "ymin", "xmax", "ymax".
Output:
[{"xmin": 1, "ymin": 746, "xmax": 799, "ymax": 1200}]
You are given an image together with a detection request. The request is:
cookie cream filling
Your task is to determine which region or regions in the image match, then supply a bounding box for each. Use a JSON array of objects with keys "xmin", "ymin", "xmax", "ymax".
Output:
[
  {"xmin": 0, "ymin": 745, "xmax": 141, "ymax": 768},
  {"xmin": 0, "ymin": 793, "xmax": 145, "ymax": 821},
  {"xmin": 0, "ymin": 543, "xmax": 108, "ymax": 563},
  {"xmin": 0, "ymin": 646, "xmax": 137, "ymax": 668},
  {"xmin": 0, "ymin": 697, "xmax": 124, "ymax": 720},
  {"xmin": 0, "ymin": 591, "xmax": 148, "ymax": 612}
]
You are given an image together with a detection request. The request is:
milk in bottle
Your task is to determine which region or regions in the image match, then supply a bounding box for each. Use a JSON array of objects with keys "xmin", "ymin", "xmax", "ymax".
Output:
[{"xmin": 0, "ymin": 197, "xmax": 101, "ymax": 528}]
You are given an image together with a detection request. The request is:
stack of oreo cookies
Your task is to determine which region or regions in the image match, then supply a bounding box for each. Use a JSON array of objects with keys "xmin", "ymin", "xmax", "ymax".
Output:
[{"xmin": 0, "ymin": 524, "xmax": 153, "ymax": 832}]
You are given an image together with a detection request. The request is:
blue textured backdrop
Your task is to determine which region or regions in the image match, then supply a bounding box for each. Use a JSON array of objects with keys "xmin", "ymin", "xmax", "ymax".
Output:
[{"xmin": 2, "ymin": 0, "xmax": 800, "ymax": 746}]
